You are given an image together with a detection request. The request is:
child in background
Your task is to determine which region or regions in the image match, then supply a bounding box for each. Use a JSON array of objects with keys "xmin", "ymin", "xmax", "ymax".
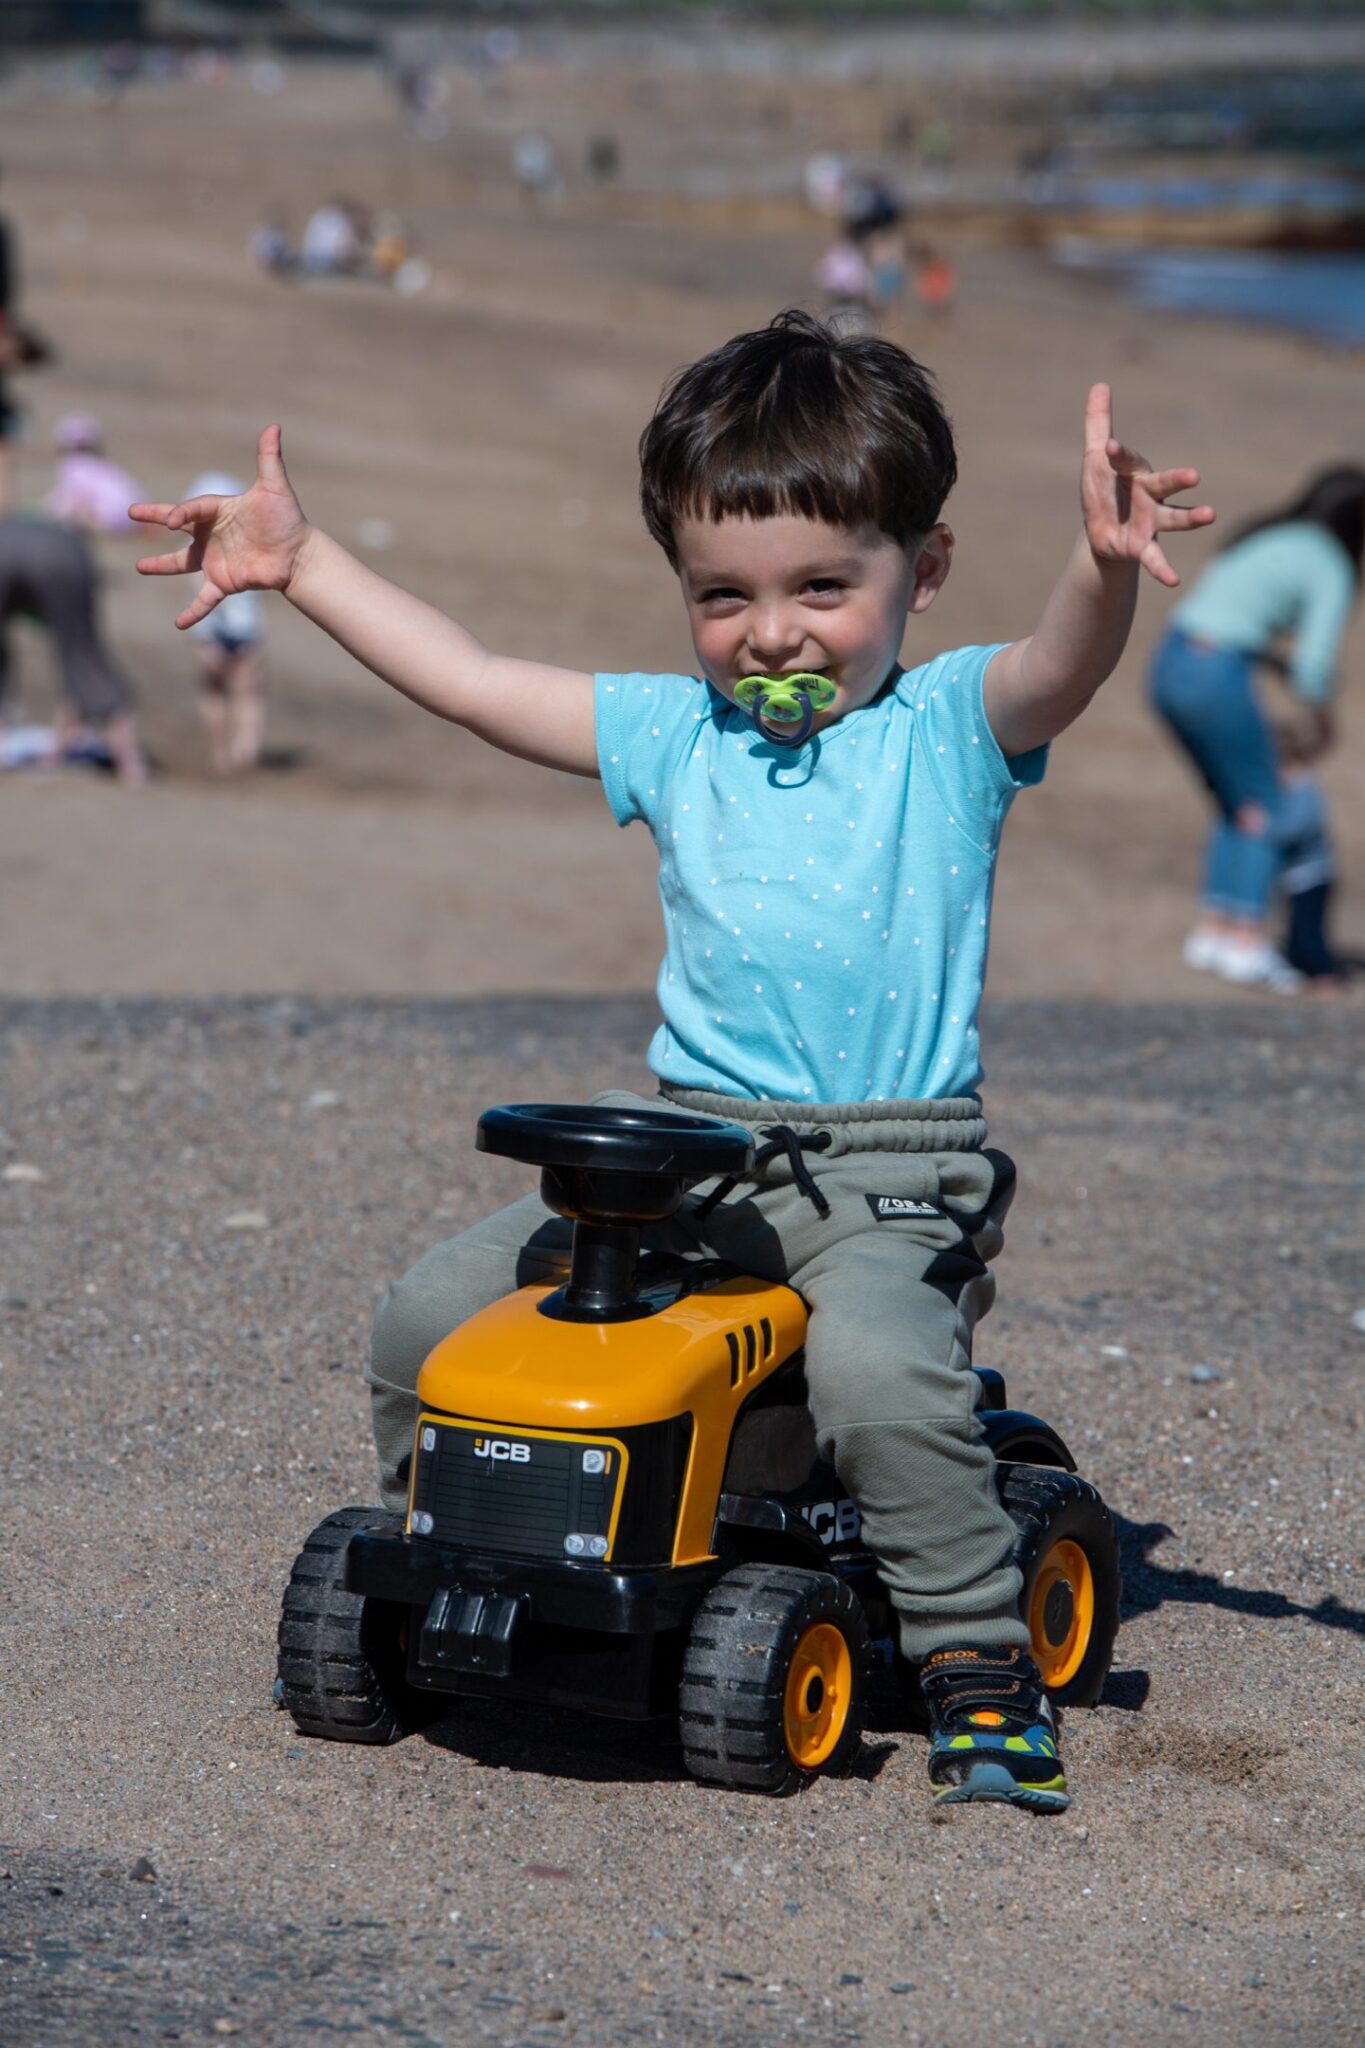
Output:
[
  {"xmin": 133, "ymin": 311, "xmax": 1211, "ymax": 1810},
  {"xmin": 184, "ymin": 471, "xmax": 267, "ymax": 775},
  {"xmin": 813, "ymin": 232, "xmax": 877, "ymax": 332},
  {"xmin": 1264, "ymin": 688, "xmax": 1346, "ymax": 983},
  {"xmin": 913, "ymin": 244, "xmax": 957, "ymax": 322},
  {"xmin": 46, "ymin": 413, "xmax": 142, "ymax": 535},
  {"xmin": 249, "ymin": 208, "xmax": 297, "ymax": 279}
]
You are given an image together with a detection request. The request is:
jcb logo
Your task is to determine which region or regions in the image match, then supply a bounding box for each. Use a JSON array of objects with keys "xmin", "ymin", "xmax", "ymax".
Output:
[
  {"xmin": 801, "ymin": 1498, "xmax": 862, "ymax": 1546},
  {"xmin": 473, "ymin": 1437, "xmax": 531, "ymax": 1463}
]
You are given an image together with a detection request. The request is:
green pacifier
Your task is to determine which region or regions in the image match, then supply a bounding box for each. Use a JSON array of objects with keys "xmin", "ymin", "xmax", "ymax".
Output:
[{"xmin": 733, "ymin": 671, "xmax": 838, "ymax": 747}]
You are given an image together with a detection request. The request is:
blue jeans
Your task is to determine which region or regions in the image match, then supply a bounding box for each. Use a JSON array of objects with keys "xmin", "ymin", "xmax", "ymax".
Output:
[{"xmin": 1148, "ymin": 627, "xmax": 1290, "ymax": 919}]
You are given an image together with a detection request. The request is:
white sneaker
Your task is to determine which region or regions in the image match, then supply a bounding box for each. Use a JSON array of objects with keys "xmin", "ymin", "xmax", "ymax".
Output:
[
  {"xmin": 1182, "ymin": 926, "xmax": 1225, "ymax": 974},
  {"xmin": 1214, "ymin": 940, "xmax": 1302, "ymax": 994}
]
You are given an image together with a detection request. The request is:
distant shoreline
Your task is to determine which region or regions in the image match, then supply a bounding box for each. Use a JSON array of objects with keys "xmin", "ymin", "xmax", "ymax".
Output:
[
  {"xmin": 9, "ymin": 13, "xmax": 1363, "ymax": 88},
  {"xmin": 357, "ymin": 18, "xmax": 1365, "ymax": 88}
]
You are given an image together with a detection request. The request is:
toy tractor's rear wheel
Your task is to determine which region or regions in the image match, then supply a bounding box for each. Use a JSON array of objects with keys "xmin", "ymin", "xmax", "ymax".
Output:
[
  {"xmin": 1000, "ymin": 1466, "xmax": 1121, "ymax": 1708},
  {"xmin": 277, "ymin": 1507, "xmax": 434, "ymax": 1744},
  {"xmin": 679, "ymin": 1563, "xmax": 868, "ymax": 1794}
]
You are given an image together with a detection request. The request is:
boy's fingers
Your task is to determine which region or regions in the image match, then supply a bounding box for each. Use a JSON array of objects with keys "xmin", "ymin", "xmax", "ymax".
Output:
[
  {"xmin": 173, "ymin": 580, "xmax": 223, "ymax": 629},
  {"xmin": 1141, "ymin": 466, "xmax": 1202, "ymax": 499},
  {"xmin": 128, "ymin": 501, "xmax": 181, "ymax": 528},
  {"xmin": 136, "ymin": 544, "xmax": 201, "ymax": 577},
  {"xmin": 1083, "ymin": 383, "xmax": 1113, "ymax": 453},
  {"xmin": 1141, "ymin": 539, "xmax": 1180, "ymax": 588},
  {"xmin": 1158, "ymin": 503, "xmax": 1217, "ymax": 532},
  {"xmin": 257, "ymin": 423, "xmax": 286, "ymax": 484},
  {"xmin": 165, "ymin": 493, "xmax": 225, "ymax": 530},
  {"xmin": 1105, "ymin": 436, "xmax": 1151, "ymax": 476}
]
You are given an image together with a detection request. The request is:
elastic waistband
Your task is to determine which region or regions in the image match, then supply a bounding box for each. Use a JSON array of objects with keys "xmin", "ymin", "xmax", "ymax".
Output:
[{"xmin": 660, "ymin": 1084, "xmax": 987, "ymax": 1156}]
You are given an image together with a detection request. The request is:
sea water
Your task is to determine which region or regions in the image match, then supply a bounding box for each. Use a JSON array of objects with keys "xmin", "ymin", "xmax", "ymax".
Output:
[
  {"xmin": 1050, "ymin": 64, "xmax": 1365, "ymax": 347},
  {"xmin": 1055, "ymin": 241, "xmax": 1365, "ymax": 350}
]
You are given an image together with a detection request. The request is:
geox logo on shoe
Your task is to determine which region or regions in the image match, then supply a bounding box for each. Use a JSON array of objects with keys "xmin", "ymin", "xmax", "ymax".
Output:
[
  {"xmin": 866, "ymin": 1194, "xmax": 941, "ymax": 1221},
  {"xmin": 473, "ymin": 1437, "xmax": 531, "ymax": 1463}
]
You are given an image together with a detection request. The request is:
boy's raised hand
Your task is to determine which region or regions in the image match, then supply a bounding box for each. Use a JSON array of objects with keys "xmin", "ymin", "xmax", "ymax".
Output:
[
  {"xmin": 131, "ymin": 425, "xmax": 312, "ymax": 628},
  {"xmin": 1081, "ymin": 384, "xmax": 1214, "ymax": 589}
]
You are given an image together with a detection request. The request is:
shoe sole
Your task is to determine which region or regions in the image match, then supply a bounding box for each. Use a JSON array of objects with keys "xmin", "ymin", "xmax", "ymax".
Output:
[{"xmin": 933, "ymin": 1761, "xmax": 1069, "ymax": 1813}]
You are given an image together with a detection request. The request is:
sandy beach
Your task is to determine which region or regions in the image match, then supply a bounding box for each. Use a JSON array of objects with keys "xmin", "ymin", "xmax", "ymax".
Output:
[{"xmin": 0, "ymin": 51, "xmax": 1360, "ymax": 1001}]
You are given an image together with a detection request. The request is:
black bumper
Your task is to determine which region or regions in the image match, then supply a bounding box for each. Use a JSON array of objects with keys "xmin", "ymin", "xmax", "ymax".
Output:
[
  {"xmin": 345, "ymin": 1530, "xmax": 719, "ymax": 1635},
  {"xmin": 347, "ymin": 1530, "xmax": 722, "ymax": 1720}
]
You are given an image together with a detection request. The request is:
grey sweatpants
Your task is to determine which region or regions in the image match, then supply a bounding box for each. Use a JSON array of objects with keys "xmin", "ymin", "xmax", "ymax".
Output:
[
  {"xmin": 367, "ymin": 1087, "xmax": 1028, "ymax": 1662},
  {"xmin": 0, "ymin": 516, "xmax": 133, "ymax": 722}
]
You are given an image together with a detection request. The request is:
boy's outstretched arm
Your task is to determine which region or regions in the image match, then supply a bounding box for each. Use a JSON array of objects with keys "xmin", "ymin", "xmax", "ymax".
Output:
[
  {"xmin": 131, "ymin": 426, "xmax": 598, "ymax": 776},
  {"xmin": 983, "ymin": 385, "xmax": 1215, "ymax": 757}
]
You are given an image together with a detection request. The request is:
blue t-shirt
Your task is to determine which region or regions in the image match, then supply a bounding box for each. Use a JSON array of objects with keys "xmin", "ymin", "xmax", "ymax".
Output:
[{"xmin": 595, "ymin": 646, "xmax": 1045, "ymax": 1103}]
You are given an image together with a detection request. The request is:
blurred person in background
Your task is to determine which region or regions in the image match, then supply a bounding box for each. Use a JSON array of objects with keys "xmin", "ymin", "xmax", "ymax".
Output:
[
  {"xmin": 46, "ymin": 412, "xmax": 142, "ymax": 535},
  {"xmin": 1148, "ymin": 466, "xmax": 1364, "ymax": 991},
  {"xmin": 913, "ymin": 244, "xmax": 957, "ymax": 324},
  {"xmin": 585, "ymin": 133, "xmax": 620, "ymax": 184},
  {"xmin": 814, "ymin": 179, "xmax": 907, "ymax": 335},
  {"xmin": 370, "ymin": 214, "xmax": 412, "ymax": 287},
  {"xmin": 0, "ymin": 162, "xmax": 26, "ymax": 515},
  {"xmin": 0, "ymin": 515, "xmax": 146, "ymax": 784},
  {"xmin": 514, "ymin": 133, "xmax": 559, "ymax": 206},
  {"xmin": 1270, "ymin": 730, "xmax": 1341, "ymax": 985},
  {"xmin": 249, "ymin": 206, "xmax": 297, "ymax": 279},
  {"xmin": 813, "ymin": 228, "xmax": 877, "ymax": 333},
  {"xmin": 300, "ymin": 198, "xmax": 363, "ymax": 278},
  {"xmin": 183, "ymin": 470, "xmax": 268, "ymax": 776}
]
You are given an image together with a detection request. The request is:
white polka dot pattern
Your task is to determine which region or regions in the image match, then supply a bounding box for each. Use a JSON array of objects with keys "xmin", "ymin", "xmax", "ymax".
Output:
[{"xmin": 594, "ymin": 648, "xmax": 1046, "ymax": 1100}]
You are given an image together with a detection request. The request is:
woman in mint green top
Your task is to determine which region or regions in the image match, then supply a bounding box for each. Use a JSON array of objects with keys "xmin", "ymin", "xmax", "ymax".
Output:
[{"xmin": 1149, "ymin": 466, "xmax": 1364, "ymax": 988}]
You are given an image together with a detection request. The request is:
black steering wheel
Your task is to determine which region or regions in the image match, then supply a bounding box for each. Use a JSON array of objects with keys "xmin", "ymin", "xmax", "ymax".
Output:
[{"xmin": 477, "ymin": 1103, "xmax": 753, "ymax": 1182}]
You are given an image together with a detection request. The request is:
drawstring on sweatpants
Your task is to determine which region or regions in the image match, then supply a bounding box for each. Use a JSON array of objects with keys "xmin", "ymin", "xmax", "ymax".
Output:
[{"xmin": 692, "ymin": 1123, "xmax": 833, "ymax": 1225}]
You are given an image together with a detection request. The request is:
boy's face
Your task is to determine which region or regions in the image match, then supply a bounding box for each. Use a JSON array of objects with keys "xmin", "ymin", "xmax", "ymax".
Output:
[{"xmin": 673, "ymin": 512, "xmax": 952, "ymax": 730}]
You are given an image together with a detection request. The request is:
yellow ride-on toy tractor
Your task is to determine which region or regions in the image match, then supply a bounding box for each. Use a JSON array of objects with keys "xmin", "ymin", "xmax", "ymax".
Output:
[{"xmin": 278, "ymin": 1104, "xmax": 1121, "ymax": 1792}]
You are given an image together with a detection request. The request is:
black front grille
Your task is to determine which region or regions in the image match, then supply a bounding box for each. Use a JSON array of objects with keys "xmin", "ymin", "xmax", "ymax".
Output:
[{"xmin": 410, "ymin": 1420, "xmax": 622, "ymax": 1562}]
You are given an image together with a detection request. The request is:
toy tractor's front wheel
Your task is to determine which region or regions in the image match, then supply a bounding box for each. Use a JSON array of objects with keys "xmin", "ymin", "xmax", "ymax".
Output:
[
  {"xmin": 277, "ymin": 1507, "xmax": 433, "ymax": 1744},
  {"xmin": 1000, "ymin": 1466, "xmax": 1121, "ymax": 1708},
  {"xmin": 679, "ymin": 1563, "xmax": 868, "ymax": 1794}
]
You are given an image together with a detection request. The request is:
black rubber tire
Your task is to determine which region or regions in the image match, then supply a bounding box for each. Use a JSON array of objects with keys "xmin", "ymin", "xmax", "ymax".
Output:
[
  {"xmin": 277, "ymin": 1507, "xmax": 431, "ymax": 1744},
  {"xmin": 999, "ymin": 1465, "xmax": 1122, "ymax": 1708},
  {"xmin": 679, "ymin": 1563, "xmax": 868, "ymax": 1794}
]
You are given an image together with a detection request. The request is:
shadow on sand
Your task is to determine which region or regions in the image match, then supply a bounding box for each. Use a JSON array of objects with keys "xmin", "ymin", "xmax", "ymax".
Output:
[{"xmin": 1115, "ymin": 1511, "xmax": 1364, "ymax": 1640}]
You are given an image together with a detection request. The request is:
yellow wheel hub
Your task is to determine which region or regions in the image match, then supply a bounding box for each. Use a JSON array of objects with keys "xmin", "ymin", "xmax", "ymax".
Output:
[
  {"xmin": 782, "ymin": 1620, "xmax": 852, "ymax": 1769},
  {"xmin": 1028, "ymin": 1536, "xmax": 1095, "ymax": 1689}
]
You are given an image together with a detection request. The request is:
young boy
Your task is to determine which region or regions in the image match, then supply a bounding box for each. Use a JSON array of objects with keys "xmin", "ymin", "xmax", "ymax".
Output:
[
  {"xmin": 133, "ymin": 310, "xmax": 1212, "ymax": 1808},
  {"xmin": 182, "ymin": 471, "xmax": 269, "ymax": 776}
]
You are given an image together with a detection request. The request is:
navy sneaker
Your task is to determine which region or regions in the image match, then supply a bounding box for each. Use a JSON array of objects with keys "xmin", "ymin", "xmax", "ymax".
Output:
[{"xmin": 921, "ymin": 1646, "xmax": 1068, "ymax": 1813}]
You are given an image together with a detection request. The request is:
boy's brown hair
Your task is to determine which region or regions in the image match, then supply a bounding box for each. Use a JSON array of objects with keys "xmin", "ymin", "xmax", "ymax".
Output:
[{"xmin": 639, "ymin": 309, "xmax": 957, "ymax": 565}]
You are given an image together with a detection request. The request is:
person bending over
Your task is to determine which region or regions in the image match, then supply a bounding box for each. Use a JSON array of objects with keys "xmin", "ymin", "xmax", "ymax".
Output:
[{"xmin": 1149, "ymin": 466, "xmax": 1363, "ymax": 991}]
